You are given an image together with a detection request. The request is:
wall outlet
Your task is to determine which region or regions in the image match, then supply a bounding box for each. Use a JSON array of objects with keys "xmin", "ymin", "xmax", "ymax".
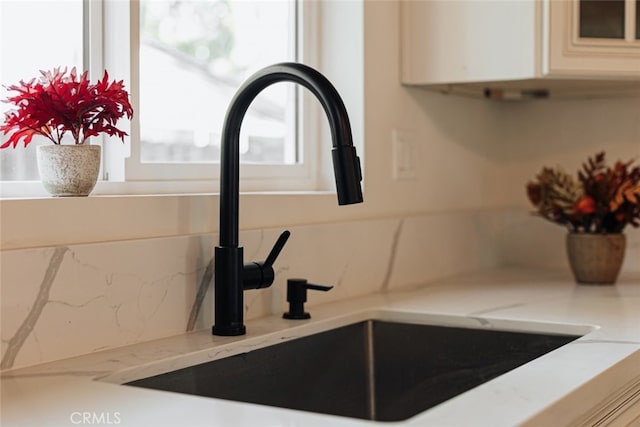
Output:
[{"xmin": 392, "ymin": 129, "xmax": 416, "ymax": 180}]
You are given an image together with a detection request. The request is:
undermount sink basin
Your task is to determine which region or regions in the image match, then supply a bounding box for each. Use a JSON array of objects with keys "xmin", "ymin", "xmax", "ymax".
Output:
[{"xmin": 125, "ymin": 320, "xmax": 580, "ymax": 422}]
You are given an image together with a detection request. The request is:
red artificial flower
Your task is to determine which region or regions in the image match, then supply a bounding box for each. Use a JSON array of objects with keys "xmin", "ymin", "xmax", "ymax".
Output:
[
  {"xmin": 574, "ymin": 196, "xmax": 596, "ymax": 214},
  {"xmin": 0, "ymin": 67, "xmax": 133, "ymax": 148}
]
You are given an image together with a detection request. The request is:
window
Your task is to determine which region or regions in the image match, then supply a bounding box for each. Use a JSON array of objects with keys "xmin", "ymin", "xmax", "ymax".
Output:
[
  {"xmin": 139, "ymin": 0, "xmax": 296, "ymax": 165},
  {"xmin": 1, "ymin": 0, "xmax": 318, "ymax": 194},
  {"xmin": 0, "ymin": 0, "xmax": 83, "ymax": 181}
]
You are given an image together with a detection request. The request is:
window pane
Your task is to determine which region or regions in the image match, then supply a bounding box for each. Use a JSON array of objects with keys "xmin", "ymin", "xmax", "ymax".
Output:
[
  {"xmin": 139, "ymin": 0, "xmax": 296, "ymax": 165},
  {"xmin": 579, "ymin": 0, "xmax": 625, "ymax": 39},
  {"xmin": 0, "ymin": 0, "xmax": 84, "ymax": 181}
]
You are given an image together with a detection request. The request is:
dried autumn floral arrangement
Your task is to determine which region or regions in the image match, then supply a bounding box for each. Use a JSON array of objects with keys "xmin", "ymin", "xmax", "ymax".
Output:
[
  {"xmin": 0, "ymin": 67, "xmax": 133, "ymax": 148},
  {"xmin": 526, "ymin": 152, "xmax": 640, "ymax": 233}
]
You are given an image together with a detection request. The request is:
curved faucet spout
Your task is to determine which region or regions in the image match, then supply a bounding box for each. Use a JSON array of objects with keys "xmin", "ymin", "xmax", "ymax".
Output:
[
  {"xmin": 220, "ymin": 62, "xmax": 363, "ymax": 247},
  {"xmin": 213, "ymin": 62, "xmax": 363, "ymax": 336}
]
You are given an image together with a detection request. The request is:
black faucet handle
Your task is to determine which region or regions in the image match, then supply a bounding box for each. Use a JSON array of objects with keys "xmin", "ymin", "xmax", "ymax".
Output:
[
  {"xmin": 243, "ymin": 230, "xmax": 290, "ymax": 290},
  {"xmin": 264, "ymin": 230, "xmax": 291, "ymax": 268},
  {"xmin": 283, "ymin": 279, "xmax": 333, "ymax": 320}
]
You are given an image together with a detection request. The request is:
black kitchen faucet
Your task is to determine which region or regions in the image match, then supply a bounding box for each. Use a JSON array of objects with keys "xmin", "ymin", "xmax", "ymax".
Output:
[{"xmin": 213, "ymin": 62, "xmax": 363, "ymax": 336}]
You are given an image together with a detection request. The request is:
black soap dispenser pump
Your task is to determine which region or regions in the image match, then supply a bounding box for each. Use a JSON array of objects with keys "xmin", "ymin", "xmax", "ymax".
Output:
[{"xmin": 283, "ymin": 279, "xmax": 333, "ymax": 319}]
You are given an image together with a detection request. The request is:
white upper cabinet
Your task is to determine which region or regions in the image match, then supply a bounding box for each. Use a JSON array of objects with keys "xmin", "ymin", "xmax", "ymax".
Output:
[{"xmin": 401, "ymin": 0, "xmax": 640, "ymax": 98}]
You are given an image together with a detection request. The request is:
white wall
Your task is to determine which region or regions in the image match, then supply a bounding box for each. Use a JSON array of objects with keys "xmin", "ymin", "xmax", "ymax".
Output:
[
  {"xmin": 500, "ymin": 97, "xmax": 640, "ymax": 207},
  {"xmin": 364, "ymin": 1, "xmax": 509, "ymax": 216},
  {"xmin": 497, "ymin": 96, "xmax": 640, "ymax": 271}
]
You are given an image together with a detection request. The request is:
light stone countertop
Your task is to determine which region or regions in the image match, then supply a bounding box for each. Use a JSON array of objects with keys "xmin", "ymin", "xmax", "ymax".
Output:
[{"xmin": 1, "ymin": 267, "xmax": 639, "ymax": 427}]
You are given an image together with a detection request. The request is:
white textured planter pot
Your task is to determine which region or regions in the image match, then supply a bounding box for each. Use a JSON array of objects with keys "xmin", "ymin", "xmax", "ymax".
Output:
[
  {"xmin": 36, "ymin": 145, "xmax": 101, "ymax": 197},
  {"xmin": 566, "ymin": 233, "xmax": 626, "ymax": 285}
]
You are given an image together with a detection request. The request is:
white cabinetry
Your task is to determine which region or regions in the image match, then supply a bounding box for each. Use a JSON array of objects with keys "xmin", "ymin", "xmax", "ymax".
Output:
[{"xmin": 401, "ymin": 0, "xmax": 640, "ymax": 98}]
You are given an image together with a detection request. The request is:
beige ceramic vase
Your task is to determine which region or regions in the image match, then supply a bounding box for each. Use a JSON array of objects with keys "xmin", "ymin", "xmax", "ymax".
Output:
[
  {"xmin": 36, "ymin": 144, "xmax": 101, "ymax": 196},
  {"xmin": 566, "ymin": 233, "xmax": 626, "ymax": 285}
]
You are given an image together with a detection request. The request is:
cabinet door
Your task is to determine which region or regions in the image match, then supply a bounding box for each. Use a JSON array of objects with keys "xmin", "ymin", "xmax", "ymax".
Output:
[
  {"xmin": 546, "ymin": 0, "xmax": 640, "ymax": 77},
  {"xmin": 400, "ymin": 0, "xmax": 538, "ymax": 85}
]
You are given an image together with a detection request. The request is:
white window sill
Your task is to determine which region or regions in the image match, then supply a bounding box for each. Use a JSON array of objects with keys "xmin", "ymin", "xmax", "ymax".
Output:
[
  {"xmin": 0, "ymin": 186, "xmax": 364, "ymax": 250},
  {"xmin": 0, "ymin": 175, "xmax": 328, "ymax": 199}
]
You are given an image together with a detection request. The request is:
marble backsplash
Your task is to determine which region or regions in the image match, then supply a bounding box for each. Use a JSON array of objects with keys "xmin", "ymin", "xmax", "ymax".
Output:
[{"xmin": 2, "ymin": 209, "xmax": 638, "ymax": 371}]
